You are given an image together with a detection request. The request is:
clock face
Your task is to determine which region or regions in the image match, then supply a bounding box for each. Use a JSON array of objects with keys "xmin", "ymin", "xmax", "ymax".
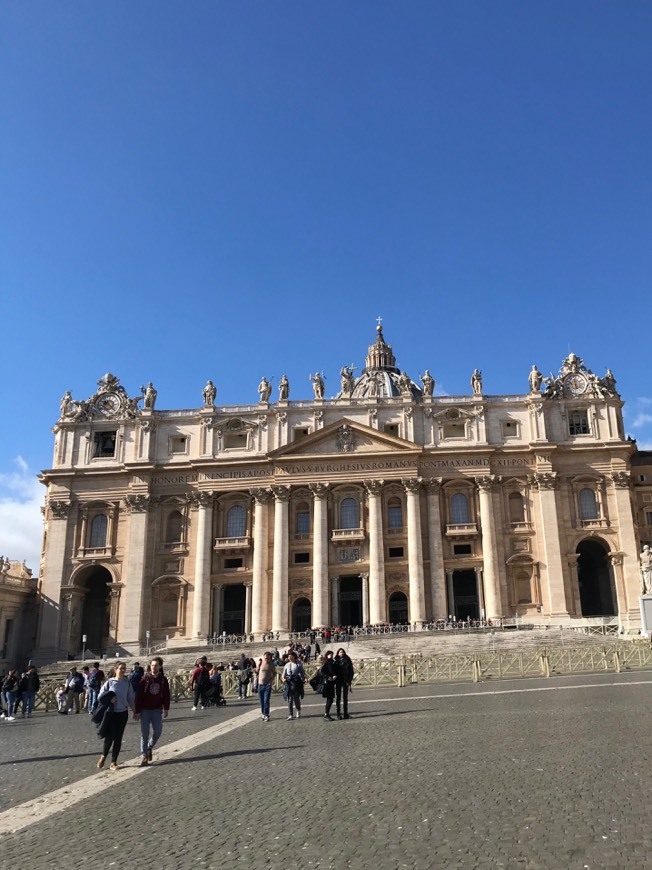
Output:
[
  {"xmin": 564, "ymin": 373, "xmax": 588, "ymax": 397},
  {"xmin": 94, "ymin": 392, "xmax": 121, "ymax": 416}
]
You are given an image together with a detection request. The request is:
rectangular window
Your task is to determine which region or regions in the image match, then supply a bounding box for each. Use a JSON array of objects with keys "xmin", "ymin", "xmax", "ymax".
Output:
[
  {"xmin": 2, "ymin": 619, "xmax": 13, "ymax": 659},
  {"xmin": 293, "ymin": 428, "xmax": 310, "ymax": 442},
  {"xmin": 388, "ymin": 546, "xmax": 404, "ymax": 558},
  {"xmin": 224, "ymin": 432, "xmax": 248, "ymax": 449},
  {"xmin": 387, "ymin": 505, "xmax": 403, "ymax": 528},
  {"xmin": 453, "ymin": 544, "xmax": 472, "ymax": 556},
  {"xmin": 384, "ymin": 423, "xmax": 399, "ymax": 437},
  {"xmin": 93, "ymin": 431, "xmax": 116, "ymax": 458},
  {"xmin": 294, "ymin": 552, "xmax": 310, "ymax": 564},
  {"xmin": 224, "ymin": 557, "xmax": 243, "ymax": 569},
  {"xmin": 170, "ymin": 436, "xmax": 187, "ymax": 454},
  {"xmin": 501, "ymin": 420, "xmax": 518, "ymax": 439},
  {"xmin": 443, "ymin": 422, "xmax": 466, "ymax": 439},
  {"xmin": 569, "ymin": 412, "xmax": 590, "ymax": 436},
  {"xmin": 296, "ymin": 511, "xmax": 310, "ymax": 534},
  {"xmin": 647, "ymin": 512, "xmax": 652, "ymax": 527}
]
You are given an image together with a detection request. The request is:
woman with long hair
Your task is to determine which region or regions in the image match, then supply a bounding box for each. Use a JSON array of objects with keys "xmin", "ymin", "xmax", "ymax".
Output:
[
  {"xmin": 334, "ymin": 648, "xmax": 354, "ymax": 719},
  {"xmin": 95, "ymin": 662, "xmax": 135, "ymax": 771},
  {"xmin": 319, "ymin": 651, "xmax": 337, "ymax": 721}
]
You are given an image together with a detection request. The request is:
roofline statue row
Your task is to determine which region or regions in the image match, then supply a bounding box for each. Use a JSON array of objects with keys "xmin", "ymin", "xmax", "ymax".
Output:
[{"xmin": 56, "ymin": 327, "xmax": 619, "ymax": 424}]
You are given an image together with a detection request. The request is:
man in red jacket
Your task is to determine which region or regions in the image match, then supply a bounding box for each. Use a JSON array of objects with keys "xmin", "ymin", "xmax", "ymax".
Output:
[{"xmin": 134, "ymin": 657, "xmax": 170, "ymax": 766}]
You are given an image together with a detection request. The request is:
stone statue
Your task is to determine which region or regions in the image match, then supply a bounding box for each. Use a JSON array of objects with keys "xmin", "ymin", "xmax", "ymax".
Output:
[
  {"xmin": 528, "ymin": 365, "xmax": 543, "ymax": 394},
  {"xmin": 340, "ymin": 366, "xmax": 355, "ymax": 397},
  {"xmin": 59, "ymin": 391, "xmax": 74, "ymax": 418},
  {"xmin": 203, "ymin": 380, "xmax": 217, "ymax": 407},
  {"xmin": 278, "ymin": 375, "xmax": 289, "ymax": 401},
  {"xmin": 367, "ymin": 373, "xmax": 379, "ymax": 398},
  {"xmin": 309, "ymin": 372, "xmax": 325, "ymax": 399},
  {"xmin": 258, "ymin": 377, "xmax": 272, "ymax": 403},
  {"xmin": 0, "ymin": 556, "xmax": 9, "ymax": 575},
  {"xmin": 604, "ymin": 369, "xmax": 617, "ymax": 395},
  {"xmin": 471, "ymin": 369, "xmax": 483, "ymax": 395},
  {"xmin": 72, "ymin": 399, "xmax": 89, "ymax": 421},
  {"xmin": 398, "ymin": 371, "xmax": 412, "ymax": 397},
  {"xmin": 141, "ymin": 382, "xmax": 157, "ymax": 410},
  {"xmin": 420, "ymin": 370, "xmax": 434, "ymax": 397},
  {"xmin": 641, "ymin": 545, "xmax": 652, "ymax": 595}
]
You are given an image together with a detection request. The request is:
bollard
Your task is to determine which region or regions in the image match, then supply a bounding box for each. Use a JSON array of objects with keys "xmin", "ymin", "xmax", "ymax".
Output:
[
  {"xmin": 472, "ymin": 659, "xmax": 481, "ymax": 683},
  {"xmin": 398, "ymin": 662, "xmax": 406, "ymax": 687},
  {"xmin": 613, "ymin": 651, "xmax": 621, "ymax": 673},
  {"xmin": 539, "ymin": 654, "xmax": 550, "ymax": 677}
]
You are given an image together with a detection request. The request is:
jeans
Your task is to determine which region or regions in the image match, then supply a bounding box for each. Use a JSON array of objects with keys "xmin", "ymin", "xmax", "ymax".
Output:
[
  {"xmin": 5, "ymin": 691, "xmax": 16, "ymax": 717},
  {"xmin": 286, "ymin": 685, "xmax": 301, "ymax": 716},
  {"xmin": 22, "ymin": 691, "xmax": 36, "ymax": 717},
  {"xmin": 87, "ymin": 688, "xmax": 99, "ymax": 713},
  {"xmin": 238, "ymin": 678, "xmax": 248, "ymax": 699},
  {"xmin": 258, "ymin": 683, "xmax": 271, "ymax": 717},
  {"xmin": 65, "ymin": 691, "xmax": 81, "ymax": 713},
  {"xmin": 336, "ymin": 683, "xmax": 349, "ymax": 716},
  {"xmin": 139, "ymin": 708, "xmax": 163, "ymax": 756}
]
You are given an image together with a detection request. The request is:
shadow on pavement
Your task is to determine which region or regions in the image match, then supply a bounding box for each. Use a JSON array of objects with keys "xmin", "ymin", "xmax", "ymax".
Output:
[
  {"xmin": 0, "ymin": 751, "xmax": 100, "ymax": 765},
  {"xmin": 159, "ymin": 745, "xmax": 305, "ymax": 766}
]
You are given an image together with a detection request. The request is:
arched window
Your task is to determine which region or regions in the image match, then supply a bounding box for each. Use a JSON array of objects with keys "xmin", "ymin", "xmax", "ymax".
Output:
[
  {"xmin": 450, "ymin": 493, "xmax": 470, "ymax": 524},
  {"xmin": 166, "ymin": 510, "xmax": 183, "ymax": 544},
  {"xmin": 387, "ymin": 497, "xmax": 403, "ymax": 529},
  {"xmin": 508, "ymin": 493, "xmax": 525, "ymax": 524},
  {"xmin": 340, "ymin": 497, "xmax": 359, "ymax": 529},
  {"xmin": 226, "ymin": 505, "xmax": 246, "ymax": 537},
  {"xmin": 295, "ymin": 502, "xmax": 310, "ymax": 534},
  {"xmin": 89, "ymin": 514, "xmax": 108, "ymax": 548},
  {"xmin": 579, "ymin": 488, "xmax": 598, "ymax": 521}
]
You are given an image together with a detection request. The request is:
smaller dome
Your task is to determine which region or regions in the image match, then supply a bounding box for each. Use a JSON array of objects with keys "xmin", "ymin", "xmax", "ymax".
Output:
[{"xmin": 338, "ymin": 325, "xmax": 422, "ymax": 399}]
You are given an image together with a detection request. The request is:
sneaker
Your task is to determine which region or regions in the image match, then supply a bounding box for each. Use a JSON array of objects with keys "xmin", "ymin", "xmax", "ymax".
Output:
[
  {"xmin": 6, "ymin": 716, "xmax": 15, "ymax": 721},
  {"xmin": 147, "ymin": 747, "xmax": 153, "ymax": 762},
  {"xmin": 295, "ymin": 711, "xmax": 300, "ymax": 719},
  {"xmin": 323, "ymin": 714, "xmax": 333, "ymax": 721},
  {"xmin": 343, "ymin": 714, "xmax": 351, "ymax": 719},
  {"xmin": 140, "ymin": 758, "xmax": 148, "ymax": 767},
  {"xmin": 337, "ymin": 713, "xmax": 343, "ymax": 720},
  {"xmin": 287, "ymin": 715, "xmax": 293, "ymax": 720},
  {"xmin": 263, "ymin": 715, "xmax": 269, "ymax": 722},
  {"xmin": 97, "ymin": 756, "xmax": 106, "ymax": 769},
  {"xmin": 191, "ymin": 706, "xmax": 197, "ymax": 711},
  {"xmin": 199, "ymin": 705, "xmax": 204, "ymax": 710},
  {"xmin": 109, "ymin": 762, "xmax": 119, "ymax": 771}
]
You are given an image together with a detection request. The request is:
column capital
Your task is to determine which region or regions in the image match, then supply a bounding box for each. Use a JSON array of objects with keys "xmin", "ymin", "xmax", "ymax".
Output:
[
  {"xmin": 534, "ymin": 472, "xmax": 557, "ymax": 491},
  {"xmin": 243, "ymin": 580, "xmax": 253, "ymax": 588},
  {"xmin": 212, "ymin": 582, "xmax": 224, "ymax": 591},
  {"xmin": 123, "ymin": 493, "xmax": 151, "ymax": 513},
  {"xmin": 309, "ymin": 482, "xmax": 330, "ymax": 500},
  {"xmin": 611, "ymin": 471, "xmax": 631, "ymax": 489},
  {"xmin": 249, "ymin": 487, "xmax": 272, "ymax": 504},
  {"xmin": 474, "ymin": 475, "xmax": 496, "ymax": 493},
  {"xmin": 48, "ymin": 499, "xmax": 72, "ymax": 519},
  {"xmin": 271, "ymin": 485, "xmax": 291, "ymax": 502},
  {"xmin": 364, "ymin": 479, "xmax": 384, "ymax": 497},
  {"xmin": 189, "ymin": 491, "xmax": 214, "ymax": 509},
  {"xmin": 608, "ymin": 550, "xmax": 625, "ymax": 567},
  {"xmin": 423, "ymin": 478, "xmax": 443, "ymax": 494},
  {"xmin": 402, "ymin": 477, "xmax": 422, "ymax": 494}
]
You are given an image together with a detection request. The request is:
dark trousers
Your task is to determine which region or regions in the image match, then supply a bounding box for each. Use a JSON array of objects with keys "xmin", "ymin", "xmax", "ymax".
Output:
[
  {"xmin": 193, "ymin": 685, "xmax": 207, "ymax": 707},
  {"xmin": 102, "ymin": 710, "xmax": 129, "ymax": 762},
  {"xmin": 336, "ymin": 683, "xmax": 349, "ymax": 716}
]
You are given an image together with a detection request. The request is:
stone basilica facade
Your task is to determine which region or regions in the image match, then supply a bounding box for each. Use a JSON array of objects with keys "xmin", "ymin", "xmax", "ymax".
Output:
[{"xmin": 38, "ymin": 326, "xmax": 641, "ymax": 659}]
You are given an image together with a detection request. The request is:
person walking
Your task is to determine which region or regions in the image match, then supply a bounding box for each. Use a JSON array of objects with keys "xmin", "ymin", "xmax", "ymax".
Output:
[
  {"xmin": 334, "ymin": 648, "xmax": 354, "ymax": 719},
  {"xmin": 282, "ymin": 651, "xmax": 305, "ymax": 720},
  {"xmin": 257, "ymin": 652, "xmax": 276, "ymax": 722},
  {"xmin": 87, "ymin": 661, "xmax": 105, "ymax": 714},
  {"xmin": 18, "ymin": 666, "xmax": 40, "ymax": 718},
  {"xmin": 1, "ymin": 670, "xmax": 19, "ymax": 721},
  {"xmin": 189, "ymin": 657, "xmax": 210, "ymax": 710},
  {"xmin": 319, "ymin": 651, "xmax": 338, "ymax": 721},
  {"xmin": 95, "ymin": 662, "xmax": 135, "ymax": 771},
  {"xmin": 134, "ymin": 657, "xmax": 170, "ymax": 766},
  {"xmin": 64, "ymin": 666, "xmax": 85, "ymax": 714}
]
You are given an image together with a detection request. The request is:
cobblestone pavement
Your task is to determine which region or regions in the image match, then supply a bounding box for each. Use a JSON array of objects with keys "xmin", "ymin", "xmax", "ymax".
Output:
[{"xmin": 2, "ymin": 671, "xmax": 652, "ymax": 869}]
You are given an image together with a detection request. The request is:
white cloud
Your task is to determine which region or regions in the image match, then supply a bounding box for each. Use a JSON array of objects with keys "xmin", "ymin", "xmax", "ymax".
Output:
[
  {"xmin": 632, "ymin": 413, "xmax": 652, "ymax": 429},
  {"xmin": 0, "ymin": 458, "xmax": 44, "ymax": 573}
]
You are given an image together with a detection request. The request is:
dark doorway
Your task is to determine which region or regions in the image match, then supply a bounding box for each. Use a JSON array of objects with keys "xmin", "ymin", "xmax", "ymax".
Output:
[
  {"xmin": 452, "ymin": 569, "xmax": 479, "ymax": 620},
  {"xmin": 388, "ymin": 591, "xmax": 408, "ymax": 624},
  {"xmin": 577, "ymin": 540, "xmax": 616, "ymax": 616},
  {"xmin": 222, "ymin": 584, "xmax": 246, "ymax": 634},
  {"xmin": 338, "ymin": 576, "xmax": 362, "ymax": 626},
  {"xmin": 81, "ymin": 567, "xmax": 112, "ymax": 651},
  {"xmin": 292, "ymin": 597, "xmax": 312, "ymax": 632}
]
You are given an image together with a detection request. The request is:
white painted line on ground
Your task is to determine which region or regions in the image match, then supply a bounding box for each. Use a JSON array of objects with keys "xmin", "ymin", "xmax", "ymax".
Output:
[{"xmin": 2, "ymin": 677, "xmax": 651, "ymax": 836}]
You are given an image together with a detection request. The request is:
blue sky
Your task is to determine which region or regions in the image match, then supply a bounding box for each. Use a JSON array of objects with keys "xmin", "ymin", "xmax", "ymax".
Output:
[{"xmin": 1, "ymin": 2, "xmax": 651, "ymax": 570}]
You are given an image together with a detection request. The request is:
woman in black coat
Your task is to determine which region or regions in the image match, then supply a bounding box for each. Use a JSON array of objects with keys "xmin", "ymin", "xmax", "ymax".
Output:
[
  {"xmin": 319, "ymin": 651, "xmax": 338, "ymax": 721},
  {"xmin": 334, "ymin": 648, "xmax": 354, "ymax": 720}
]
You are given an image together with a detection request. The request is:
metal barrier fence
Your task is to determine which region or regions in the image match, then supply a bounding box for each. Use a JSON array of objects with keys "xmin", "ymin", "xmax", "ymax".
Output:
[{"xmin": 30, "ymin": 643, "xmax": 652, "ymax": 711}]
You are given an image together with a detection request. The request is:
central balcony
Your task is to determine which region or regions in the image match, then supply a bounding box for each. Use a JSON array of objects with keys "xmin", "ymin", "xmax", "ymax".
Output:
[
  {"xmin": 445, "ymin": 523, "xmax": 479, "ymax": 537},
  {"xmin": 214, "ymin": 536, "xmax": 251, "ymax": 551},
  {"xmin": 331, "ymin": 528, "xmax": 366, "ymax": 543}
]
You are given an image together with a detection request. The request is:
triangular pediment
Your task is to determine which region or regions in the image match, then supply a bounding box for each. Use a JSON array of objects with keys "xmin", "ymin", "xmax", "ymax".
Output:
[{"xmin": 269, "ymin": 418, "xmax": 422, "ymax": 460}]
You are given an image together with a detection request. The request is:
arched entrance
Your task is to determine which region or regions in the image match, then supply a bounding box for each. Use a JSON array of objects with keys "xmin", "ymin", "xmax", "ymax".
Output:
[
  {"xmin": 292, "ymin": 597, "xmax": 312, "ymax": 632},
  {"xmin": 577, "ymin": 539, "xmax": 616, "ymax": 617},
  {"xmin": 80, "ymin": 566, "xmax": 112, "ymax": 651},
  {"xmin": 388, "ymin": 591, "xmax": 408, "ymax": 624},
  {"xmin": 222, "ymin": 584, "xmax": 246, "ymax": 634}
]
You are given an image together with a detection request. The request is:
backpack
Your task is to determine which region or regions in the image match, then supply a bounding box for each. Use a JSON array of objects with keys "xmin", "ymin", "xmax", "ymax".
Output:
[{"xmin": 88, "ymin": 670, "xmax": 101, "ymax": 690}]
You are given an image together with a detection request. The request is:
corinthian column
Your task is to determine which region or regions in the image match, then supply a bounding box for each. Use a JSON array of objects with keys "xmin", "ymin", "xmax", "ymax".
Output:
[
  {"xmin": 476, "ymin": 476, "xmax": 502, "ymax": 621},
  {"xmin": 611, "ymin": 471, "xmax": 640, "ymax": 626},
  {"xmin": 121, "ymin": 493, "xmax": 151, "ymax": 650},
  {"xmin": 534, "ymin": 472, "xmax": 568, "ymax": 618},
  {"xmin": 192, "ymin": 491, "xmax": 214, "ymax": 639},
  {"xmin": 271, "ymin": 485, "xmax": 291, "ymax": 633},
  {"xmin": 364, "ymin": 480, "xmax": 386, "ymax": 624},
  {"xmin": 425, "ymin": 479, "xmax": 447, "ymax": 620},
  {"xmin": 310, "ymin": 483, "xmax": 330, "ymax": 628},
  {"xmin": 403, "ymin": 478, "xmax": 426, "ymax": 623},
  {"xmin": 250, "ymin": 488, "xmax": 271, "ymax": 634}
]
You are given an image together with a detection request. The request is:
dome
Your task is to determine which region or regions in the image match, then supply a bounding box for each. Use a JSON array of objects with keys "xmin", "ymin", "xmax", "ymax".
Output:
[{"xmin": 337, "ymin": 325, "xmax": 422, "ymax": 399}]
